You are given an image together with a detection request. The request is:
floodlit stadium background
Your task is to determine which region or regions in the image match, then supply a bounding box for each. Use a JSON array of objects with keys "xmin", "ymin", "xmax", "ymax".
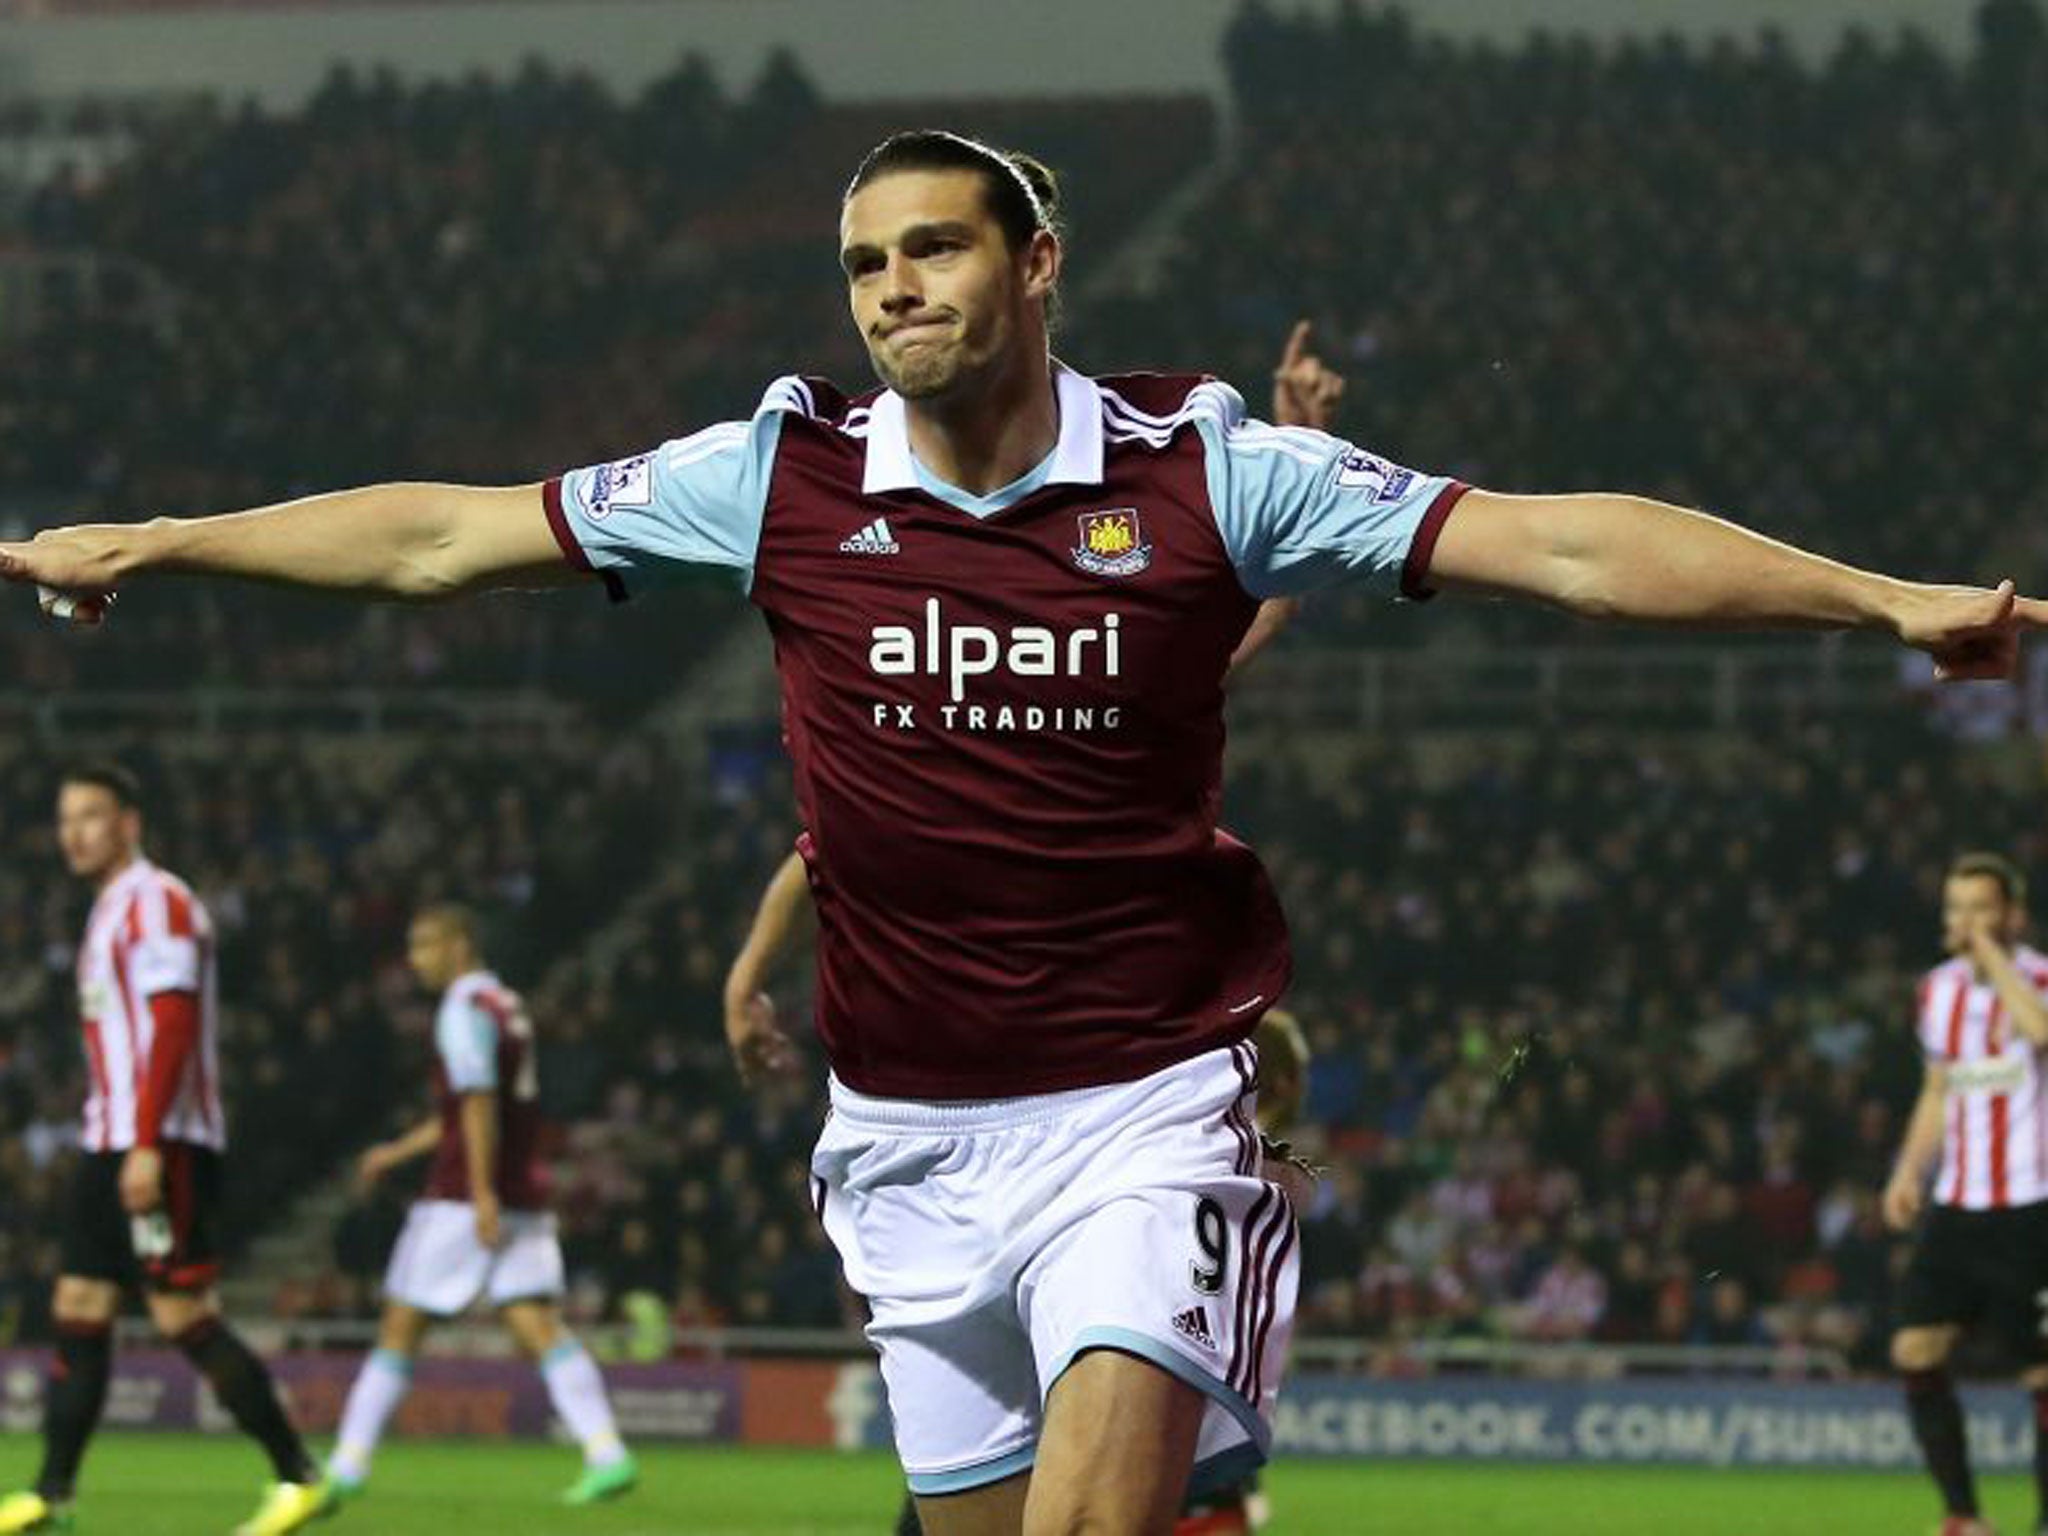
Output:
[{"xmin": 4, "ymin": 0, "xmax": 2048, "ymax": 1527}]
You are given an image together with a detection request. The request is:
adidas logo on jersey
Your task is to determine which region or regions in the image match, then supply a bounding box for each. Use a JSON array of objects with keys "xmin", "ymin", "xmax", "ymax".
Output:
[
  {"xmin": 840, "ymin": 518, "xmax": 900, "ymax": 555},
  {"xmin": 1170, "ymin": 1306, "xmax": 1216, "ymax": 1350}
]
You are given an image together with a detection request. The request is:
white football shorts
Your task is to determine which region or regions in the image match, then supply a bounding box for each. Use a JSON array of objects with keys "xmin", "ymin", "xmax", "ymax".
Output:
[
  {"xmin": 382, "ymin": 1199, "xmax": 565, "ymax": 1316},
  {"xmin": 812, "ymin": 1042, "xmax": 1298, "ymax": 1497}
]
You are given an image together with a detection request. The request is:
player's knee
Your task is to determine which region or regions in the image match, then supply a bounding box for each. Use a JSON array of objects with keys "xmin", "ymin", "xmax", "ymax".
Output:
[
  {"xmin": 1892, "ymin": 1328, "xmax": 1951, "ymax": 1372},
  {"xmin": 51, "ymin": 1277, "xmax": 118, "ymax": 1326},
  {"xmin": 147, "ymin": 1294, "xmax": 214, "ymax": 1342},
  {"xmin": 378, "ymin": 1303, "xmax": 430, "ymax": 1354}
]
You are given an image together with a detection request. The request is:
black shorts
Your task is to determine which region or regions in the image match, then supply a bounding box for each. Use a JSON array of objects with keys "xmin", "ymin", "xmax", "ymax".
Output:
[
  {"xmin": 1898, "ymin": 1201, "xmax": 2048, "ymax": 1361},
  {"xmin": 59, "ymin": 1142, "xmax": 225, "ymax": 1293}
]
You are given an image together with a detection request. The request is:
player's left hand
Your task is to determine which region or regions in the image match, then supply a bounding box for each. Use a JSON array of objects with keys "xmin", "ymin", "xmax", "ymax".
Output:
[
  {"xmin": 0, "ymin": 526, "xmax": 126, "ymax": 626},
  {"xmin": 120, "ymin": 1146, "xmax": 164, "ymax": 1213},
  {"xmin": 1271, "ymin": 319, "xmax": 1346, "ymax": 432},
  {"xmin": 1893, "ymin": 579, "xmax": 2048, "ymax": 680},
  {"xmin": 727, "ymin": 991, "xmax": 800, "ymax": 1089}
]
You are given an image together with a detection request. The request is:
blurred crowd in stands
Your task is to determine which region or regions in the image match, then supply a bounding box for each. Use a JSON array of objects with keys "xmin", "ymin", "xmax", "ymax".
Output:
[{"xmin": 4, "ymin": 2, "xmax": 2048, "ymax": 1374}]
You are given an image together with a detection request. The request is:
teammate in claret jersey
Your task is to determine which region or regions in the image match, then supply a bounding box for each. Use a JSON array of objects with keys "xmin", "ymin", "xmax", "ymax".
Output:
[
  {"xmin": 1885, "ymin": 853, "xmax": 2048, "ymax": 1536},
  {"xmin": 0, "ymin": 765, "xmax": 330, "ymax": 1536},
  {"xmin": 8, "ymin": 128, "xmax": 2048, "ymax": 1536},
  {"xmin": 323, "ymin": 904, "xmax": 635, "ymax": 1509}
]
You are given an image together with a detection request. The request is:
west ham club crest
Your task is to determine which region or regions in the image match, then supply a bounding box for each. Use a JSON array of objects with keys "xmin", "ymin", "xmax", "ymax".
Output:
[{"xmin": 1072, "ymin": 509, "xmax": 1153, "ymax": 578}]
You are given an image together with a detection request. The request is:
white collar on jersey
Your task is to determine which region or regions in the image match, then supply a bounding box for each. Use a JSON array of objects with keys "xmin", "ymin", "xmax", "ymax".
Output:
[{"xmin": 861, "ymin": 361, "xmax": 1104, "ymax": 496}]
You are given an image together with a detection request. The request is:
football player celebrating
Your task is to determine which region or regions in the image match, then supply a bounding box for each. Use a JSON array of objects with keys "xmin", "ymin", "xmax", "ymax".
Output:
[{"xmin": 10, "ymin": 130, "xmax": 2046, "ymax": 1534}]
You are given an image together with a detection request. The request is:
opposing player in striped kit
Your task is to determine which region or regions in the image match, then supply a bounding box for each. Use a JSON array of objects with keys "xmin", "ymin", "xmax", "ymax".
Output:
[
  {"xmin": 1887, "ymin": 852, "xmax": 2048, "ymax": 1536},
  {"xmin": 324, "ymin": 904, "xmax": 635, "ymax": 1508},
  {"xmin": 10, "ymin": 128, "xmax": 2048, "ymax": 1534},
  {"xmin": 0, "ymin": 765, "xmax": 328, "ymax": 1536}
]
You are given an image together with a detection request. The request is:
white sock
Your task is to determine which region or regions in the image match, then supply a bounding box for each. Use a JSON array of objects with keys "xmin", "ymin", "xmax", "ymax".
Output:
[
  {"xmin": 328, "ymin": 1348, "xmax": 413, "ymax": 1481},
  {"xmin": 539, "ymin": 1339, "xmax": 626, "ymax": 1467}
]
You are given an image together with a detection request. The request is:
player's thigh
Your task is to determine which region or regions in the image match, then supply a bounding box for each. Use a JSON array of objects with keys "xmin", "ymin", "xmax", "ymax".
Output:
[
  {"xmin": 1981, "ymin": 1205, "xmax": 2048, "ymax": 1369},
  {"xmin": 58, "ymin": 1151, "xmax": 136, "ymax": 1297},
  {"xmin": 496, "ymin": 1298, "xmax": 564, "ymax": 1359},
  {"xmin": 138, "ymin": 1144, "xmax": 226, "ymax": 1301},
  {"xmin": 1023, "ymin": 1348, "xmax": 1207, "ymax": 1536},
  {"xmin": 1891, "ymin": 1323, "xmax": 1961, "ymax": 1370},
  {"xmin": 913, "ymin": 1469, "xmax": 1030, "ymax": 1536},
  {"xmin": 1022, "ymin": 1179, "xmax": 1298, "ymax": 1470},
  {"xmin": 483, "ymin": 1211, "xmax": 566, "ymax": 1326},
  {"xmin": 51, "ymin": 1274, "xmax": 121, "ymax": 1326},
  {"xmin": 383, "ymin": 1201, "xmax": 491, "ymax": 1316},
  {"xmin": 1895, "ymin": 1212, "xmax": 1978, "ymax": 1361}
]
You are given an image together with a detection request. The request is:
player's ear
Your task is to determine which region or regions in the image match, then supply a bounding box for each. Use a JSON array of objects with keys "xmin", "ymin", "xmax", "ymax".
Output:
[{"xmin": 1021, "ymin": 229, "xmax": 1060, "ymax": 304}]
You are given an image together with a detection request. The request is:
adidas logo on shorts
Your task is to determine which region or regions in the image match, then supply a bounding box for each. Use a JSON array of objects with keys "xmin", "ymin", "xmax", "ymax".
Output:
[
  {"xmin": 840, "ymin": 518, "xmax": 900, "ymax": 555},
  {"xmin": 1170, "ymin": 1306, "xmax": 1216, "ymax": 1350}
]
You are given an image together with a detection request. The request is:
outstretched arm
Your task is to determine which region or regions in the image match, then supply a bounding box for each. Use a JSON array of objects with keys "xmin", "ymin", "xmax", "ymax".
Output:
[
  {"xmin": 1427, "ymin": 491, "xmax": 2048, "ymax": 678},
  {"xmin": 0, "ymin": 482, "xmax": 569, "ymax": 607}
]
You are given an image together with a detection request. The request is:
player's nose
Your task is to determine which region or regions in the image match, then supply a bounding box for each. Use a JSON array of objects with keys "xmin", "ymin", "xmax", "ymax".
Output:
[{"xmin": 878, "ymin": 252, "xmax": 922, "ymax": 310}]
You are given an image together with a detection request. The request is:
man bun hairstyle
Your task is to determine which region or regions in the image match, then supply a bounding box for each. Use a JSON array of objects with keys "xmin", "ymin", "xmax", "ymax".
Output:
[
  {"xmin": 1951, "ymin": 850, "xmax": 2027, "ymax": 908},
  {"xmin": 846, "ymin": 129, "xmax": 1065, "ymax": 254}
]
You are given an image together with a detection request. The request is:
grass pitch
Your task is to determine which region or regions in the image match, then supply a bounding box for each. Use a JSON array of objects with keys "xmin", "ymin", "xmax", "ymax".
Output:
[{"xmin": 0, "ymin": 1433, "xmax": 2030, "ymax": 1533}]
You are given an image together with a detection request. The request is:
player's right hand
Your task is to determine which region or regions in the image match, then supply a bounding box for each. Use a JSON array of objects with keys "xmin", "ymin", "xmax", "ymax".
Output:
[
  {"xmin": 1271, "ymin": 319, "xmax": 1346, "ymax": 432},
  {"xmin": 727, "ymin": 990, "xmax": 800, "ymax": 1089},
  {"xmin": 0, "ymin": 526, "xmax": 127, "ymax": 625},
  {"xmin": 1891, "ymin": 579, "xmax": 2048, "ymax": 681},
  {"xmin": 1882, "ymin": 1173, "xmax": 1924, "ymax": 1231}
]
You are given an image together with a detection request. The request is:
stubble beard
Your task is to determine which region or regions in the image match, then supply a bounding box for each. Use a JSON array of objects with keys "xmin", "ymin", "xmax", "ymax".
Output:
[{"xmin": 872, "ymin": 339, "xmax": 966, "ymax": 401}]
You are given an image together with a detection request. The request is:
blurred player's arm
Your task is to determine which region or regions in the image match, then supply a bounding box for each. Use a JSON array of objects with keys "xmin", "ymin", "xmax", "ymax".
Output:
[
  {"xmin": 120, "ymin": 989, "xmax": 201, "ymax": 1213},
  {"xmin": 1427, "ymin": 492, "xmax": 2048, "ymax": 678},
  {"xmin": 1966, "ymin": 920, "xmax": 2048, "ymax": 1047},
  {"xmin": 459, "ymin": 1092, "xmax": 502, "ymax": 1248},
  {"xmin": 356, "ymin": 1115, "xmax": 441, "ymax": 1193},
  {"xmin": 724, "ymin": 850, "xmax": 811, "ymax": 1088},
  {"xmin": 1883, "ymin": 1061, "xmax": 1949, "ymax": 1231},
  {"xmin": 0, "ymin": 484, "xmax": 573, "ymax": 603}
]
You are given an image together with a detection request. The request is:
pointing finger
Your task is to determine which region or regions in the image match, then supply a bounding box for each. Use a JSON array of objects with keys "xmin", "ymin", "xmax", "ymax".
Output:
[{"xmin": 1278, "ymin": 319, "xmax": 1311, "ymax": 372}]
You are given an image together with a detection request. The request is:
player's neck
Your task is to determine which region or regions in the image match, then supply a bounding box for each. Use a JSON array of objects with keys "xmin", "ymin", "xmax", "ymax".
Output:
[
  {"xmin": 93, "ymin": 851, "xmax": 141, "ymax": 893},
  {"xmin": 902, "ymin": 354, "xmax": 1058, "ymax": 497}
]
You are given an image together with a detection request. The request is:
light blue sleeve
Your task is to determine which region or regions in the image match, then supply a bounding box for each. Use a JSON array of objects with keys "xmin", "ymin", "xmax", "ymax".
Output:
[
  {"xmin": 1194, "ymin": 385, "xmax": 1465, "ymax": 600},
  {"xmin": 548, "ymin": 407, "xmax": 785, "ymax": 598},
  {"xmin": 435, "ymin": 990, "xmax": 499, "ymax": 1093}
]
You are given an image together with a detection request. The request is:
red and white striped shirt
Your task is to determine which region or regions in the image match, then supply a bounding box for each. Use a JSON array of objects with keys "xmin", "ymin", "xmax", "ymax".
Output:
[
  {"xmin": 75, "ymin": 858, "xmax": 225, "ymax": 1153},
  {"xmin": 1917, "ymin": 946, "xmax": 2048, "ymax": 1211}
]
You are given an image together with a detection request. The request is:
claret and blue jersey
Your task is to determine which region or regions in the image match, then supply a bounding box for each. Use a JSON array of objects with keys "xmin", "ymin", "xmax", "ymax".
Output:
[{"xmin": 544, "ymin": 365, "xmax": 1466, "ymax": 1100}]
